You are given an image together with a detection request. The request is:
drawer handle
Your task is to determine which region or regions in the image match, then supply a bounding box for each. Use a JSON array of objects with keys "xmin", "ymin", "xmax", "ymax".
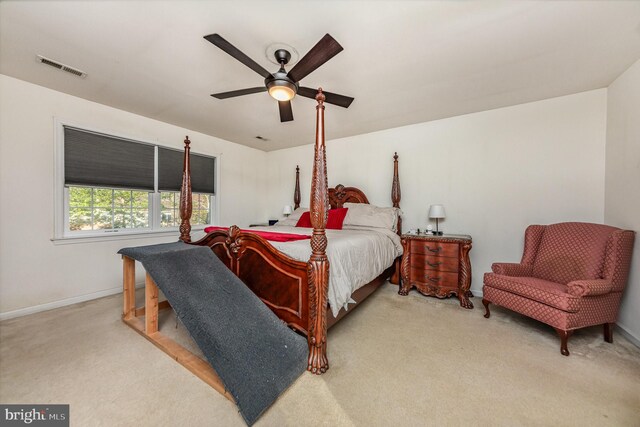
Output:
[
  {"xmin": 424, "ymin": 274, "xmax": 441, "ymax": 283},
  {"xmin": 426, "ymin": 260, "xmax": 442, "ymax": 268},
  {"xmin": 426, "ymin": 245, "xmax": 443, "ymax": 254}
]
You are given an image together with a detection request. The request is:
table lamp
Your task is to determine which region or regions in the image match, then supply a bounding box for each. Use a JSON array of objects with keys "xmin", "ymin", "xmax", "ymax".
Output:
[
  {"xmin": 428, "ymin": 204, "xmax": 446, "ymax": 235},
  {"xmin": 283, "ymin": 205, "xmax": 293, "ymax": 217}
]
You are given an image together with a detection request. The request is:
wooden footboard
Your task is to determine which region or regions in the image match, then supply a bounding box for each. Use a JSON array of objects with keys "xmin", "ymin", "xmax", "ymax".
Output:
[
  {"xmin": 193, "ymin": 227, "xmax": 398, "ymax": 334},
  {"xmin": 193, "ymin": 226, "xmax": 311, "ymax": 334}
]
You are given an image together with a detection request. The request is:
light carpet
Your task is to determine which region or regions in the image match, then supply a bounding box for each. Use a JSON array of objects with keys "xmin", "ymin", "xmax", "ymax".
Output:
[{"xmin": 1, "ymin": 283, "xmax": 639, "ymax": 426}]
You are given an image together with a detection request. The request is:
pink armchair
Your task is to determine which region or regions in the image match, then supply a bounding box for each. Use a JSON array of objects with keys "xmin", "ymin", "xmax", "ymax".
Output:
[{"xmin": 482, "ymin": 222, "xmax": 635, "ymax": 356}]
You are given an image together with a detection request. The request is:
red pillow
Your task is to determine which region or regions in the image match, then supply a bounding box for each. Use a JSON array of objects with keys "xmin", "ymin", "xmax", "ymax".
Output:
[
  {"xmin": 296, "ymin": 211, "xmax": 312, "ymax": 228},
  {"xmin": 327, "ymin": 208, "xmax": 348, "ymax": 230},
  {"xmin": 296, "ymin": 208, "xmax": 348, "ymax": 230}
]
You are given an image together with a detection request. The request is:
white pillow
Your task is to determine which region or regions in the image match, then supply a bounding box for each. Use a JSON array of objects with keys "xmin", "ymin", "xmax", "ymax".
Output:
[
  {"xmin": 342, "ymin": 202, "xmax": 400, "ymax": 231},
  {"xmin": 277, "ymin": 207, "xmax": 308, "ymax": 226}
]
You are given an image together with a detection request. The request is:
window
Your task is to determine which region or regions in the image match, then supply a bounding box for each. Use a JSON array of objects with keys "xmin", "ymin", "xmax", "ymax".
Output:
[
  {"xmin": 160, "ymin": 192, "xmax": 210, "ymax": 228},
  {"xmin": 157, "ymin": 146, "xmax": 215, "ymax": 229},
  {"xmin": 191, "ymin": 193, "xmax": 212, "ymax": 226},
  {"xmin": 69, "ymin": 187, "xmax": 150, "ymax": 231},
  {"xmin": 55, "ymin": 123, "xmax": 218, "ymax": 239}
]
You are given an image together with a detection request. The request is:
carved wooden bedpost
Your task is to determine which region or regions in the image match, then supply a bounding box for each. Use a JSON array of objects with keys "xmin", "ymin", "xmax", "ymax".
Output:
[
  {"xmin": 179, "ymin": 136, "xmax": 192, "ymax": 243},
  {"xmin": 391, "ymin": 152, "xmax": 402, "ymax": 284},
  {"xmin": 294, "ymin": 165, "xmax": 301, "ymax": 209},
  {"xmin": 392, "ymin": 152, "xmax": 401, "ymax": 235},
  {"xmin": 307, "ymin": 88, "xmax": 330, "ymax": 374}
]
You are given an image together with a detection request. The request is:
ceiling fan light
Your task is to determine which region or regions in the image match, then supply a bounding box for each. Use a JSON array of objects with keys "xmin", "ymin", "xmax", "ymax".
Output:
[{"xmin": 267, "ymin": 80, "xmax": 296, "ymax": 101}]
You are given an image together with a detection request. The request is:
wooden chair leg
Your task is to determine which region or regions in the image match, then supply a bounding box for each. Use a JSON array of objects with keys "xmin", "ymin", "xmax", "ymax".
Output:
[
  {"xmin": 482, "ymin": 299, "xmax": 491, "ymax": 318},
  {"xmin": 604, "ymin": 323, "xmax": 614, "ymax": 343},
  {"xmin": 554, "ymin": 328, "xmax": 573, "ymax": 356}
]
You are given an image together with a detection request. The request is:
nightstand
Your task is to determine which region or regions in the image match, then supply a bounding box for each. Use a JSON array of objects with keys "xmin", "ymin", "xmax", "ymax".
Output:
[{"xmin": 399, "ymin": 233, "xmax": 473, "ymax": 309}]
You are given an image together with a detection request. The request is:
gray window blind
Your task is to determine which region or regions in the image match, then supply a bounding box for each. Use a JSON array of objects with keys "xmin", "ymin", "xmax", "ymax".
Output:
[
  {"xmin": 64, "ymin": 127, "xmax": 155, "ymax": 190},
  {"xmin": 158, "ymin": 147, "xmax": 215, "ymax": 194}
]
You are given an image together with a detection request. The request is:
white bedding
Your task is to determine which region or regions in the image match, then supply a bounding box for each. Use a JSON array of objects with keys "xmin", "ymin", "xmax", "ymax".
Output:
[{"xmin": 250, "ymin": 225, "xmax": 403, "ymax": 317}]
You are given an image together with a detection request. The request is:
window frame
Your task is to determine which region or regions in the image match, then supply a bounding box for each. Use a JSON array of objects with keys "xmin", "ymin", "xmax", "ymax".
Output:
[{"xmin": 53, "ymin": 118, "xmax": 221, "ymax": 243}]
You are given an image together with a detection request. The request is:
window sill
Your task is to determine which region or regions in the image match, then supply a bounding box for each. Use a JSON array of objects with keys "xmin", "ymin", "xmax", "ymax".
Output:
[{"xmin": 51, "ymin": 226, "xmax": 208, "ymax": 245}]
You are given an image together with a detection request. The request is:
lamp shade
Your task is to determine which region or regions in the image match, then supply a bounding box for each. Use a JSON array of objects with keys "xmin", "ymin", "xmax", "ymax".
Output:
[
  {"xmin": 283, "ymin": 205, "xmax": 293, "ymax": 215},
  {"xmin": 428, "ymin": 204, "xmax": 446, "ymax": 219}
]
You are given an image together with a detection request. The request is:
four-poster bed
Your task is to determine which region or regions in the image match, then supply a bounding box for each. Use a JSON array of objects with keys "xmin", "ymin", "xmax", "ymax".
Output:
[{"xmin": 121, "ymin": 89, "xmax": 402, "ymax": 390}]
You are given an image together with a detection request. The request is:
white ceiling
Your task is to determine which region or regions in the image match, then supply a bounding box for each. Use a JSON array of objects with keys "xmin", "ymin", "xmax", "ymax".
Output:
[{"xmin": 1, "ymin": 1, "xmax": 639, "ymax": 151}]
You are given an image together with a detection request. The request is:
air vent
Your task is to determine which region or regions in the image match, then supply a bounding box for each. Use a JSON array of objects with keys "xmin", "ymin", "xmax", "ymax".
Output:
[
  {"xmin": 255, "ymin": 136, "xmax": 269, "ymax": 141},
  {"xmin": 39, "ymin": 57, "xmax": 63, "ymax": 70},
  {"xmin": 36, "ymin": 55, "xmax": 87, "ymax": 78}
]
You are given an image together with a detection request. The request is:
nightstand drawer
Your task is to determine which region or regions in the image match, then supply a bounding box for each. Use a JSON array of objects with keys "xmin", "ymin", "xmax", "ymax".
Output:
[
  {"xmin": 410, "ymin": 267, "xmax": 459, "ymax": 288},
  {"xmin": 410, "ymin": 253, "xmax": 459, "ymax": 272},
  {"xmin": 410, "ymin": 240, "xmax": 458, "ymax": 258}
]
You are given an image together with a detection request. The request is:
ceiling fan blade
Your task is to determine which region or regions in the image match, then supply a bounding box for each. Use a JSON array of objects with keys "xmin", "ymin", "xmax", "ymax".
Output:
[
  {"xmin": 211, "ymin": 87, "xmax": 267, "ymax": 99},
  {"xmin": 287, "ymin": 34, "xmax": 343, "ymax": 82},
  {"xmin": 278, "ymin": 100, "xmax": 294, "ymax": 122},
  {"xmin": 298, "ymin": 86, "xmax": 354, "ymax": 108},
  {"xmin": 204, "ymin": 33, "xmax": 271, "ymax": 79}
]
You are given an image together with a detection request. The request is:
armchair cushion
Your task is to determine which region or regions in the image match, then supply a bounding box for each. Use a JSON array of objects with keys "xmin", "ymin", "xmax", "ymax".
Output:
[
  {"xmin": 566, "ymin": 279, "xmax": 613, "ymax": 297},
  {"xmin": 484, "ymin": 273, "xmax": 581, "ymax": 312},
  {"xmin": 531, "ymin": 222, "xmax": 617, "ymax": 285},
  {"xmin": 491, "ymin": 263, "xmax": 533, "ymax": 277}
]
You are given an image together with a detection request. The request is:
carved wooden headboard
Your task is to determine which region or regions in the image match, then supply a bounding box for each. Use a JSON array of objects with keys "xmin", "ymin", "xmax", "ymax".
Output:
[
  {"xmin": 293, "ymin": 152, "xmax": 402, "ymax": 235},
  {"xmin": 328, "ymin": 185, "xmax": 369, "ymax": 208},
  {"xmin": 293, "ymin": 170, "xmax": 369, "ymax": 209},
  {"xmin": 295, "ymin": 170, "xmax": 371, "ymax": 208}
]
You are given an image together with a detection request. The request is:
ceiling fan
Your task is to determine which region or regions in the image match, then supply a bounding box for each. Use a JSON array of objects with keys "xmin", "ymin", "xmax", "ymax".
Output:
[{"xmin": 204, "ymin": 33, "xmax": 354, "ymax": 122}]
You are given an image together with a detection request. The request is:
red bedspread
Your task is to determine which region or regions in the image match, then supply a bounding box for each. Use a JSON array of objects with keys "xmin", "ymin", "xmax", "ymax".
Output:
[{"xmin": 204, "ymin": 226, "xmax": 311, "ymax": 242}]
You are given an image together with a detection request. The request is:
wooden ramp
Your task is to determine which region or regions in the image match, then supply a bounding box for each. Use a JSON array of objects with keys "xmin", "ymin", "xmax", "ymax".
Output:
[{"xmin": 118, "ymin": 242, "xmax": 308, "ymax": 425}]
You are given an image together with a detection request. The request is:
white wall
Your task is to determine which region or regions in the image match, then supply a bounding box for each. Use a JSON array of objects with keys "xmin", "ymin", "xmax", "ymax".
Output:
[
  {"xmin": 0, "ymin": 75, "xmax": 268, "ymax": 317},
  {"xmin": 605, "ymin": 59, "xmax": 640, "ymax": 343},
  {"xmin": 266, "ymin": 90, "xmax": 608, "ymax": 299}
]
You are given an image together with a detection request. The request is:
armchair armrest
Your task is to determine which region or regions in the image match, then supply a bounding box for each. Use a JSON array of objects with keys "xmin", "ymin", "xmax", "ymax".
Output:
[
  {"xmin": 491, "ymin": 263, "xmax": 532, "ymax": 277},
  {"xmin": 567, "ymin": 279, "xmax": 613, "ymax": 297}
]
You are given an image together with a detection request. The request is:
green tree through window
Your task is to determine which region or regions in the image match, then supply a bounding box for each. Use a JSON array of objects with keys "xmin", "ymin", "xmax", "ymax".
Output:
[{"xmin": 69, "ymin": 187, "xmax": 149, "ymax": 231}]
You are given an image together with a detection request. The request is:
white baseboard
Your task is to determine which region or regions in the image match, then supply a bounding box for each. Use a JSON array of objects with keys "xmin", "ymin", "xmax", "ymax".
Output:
[
  {"xmin": 616, "ymin": 324, "xmax": 640, "ymax": 348},
  {"xmin": 0, "ymin": 282, "xmax": 144, "ymax": 321}
]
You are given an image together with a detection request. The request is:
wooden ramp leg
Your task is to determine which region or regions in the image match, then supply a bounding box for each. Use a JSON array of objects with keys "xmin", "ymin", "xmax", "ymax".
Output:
[
  {"xmin": 145, "ymin": 273, "xmax": 159, "ymax": 335},
  {"xmin": 123, "ymin": 256, "xmax": 136, "ymax": 320}
]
